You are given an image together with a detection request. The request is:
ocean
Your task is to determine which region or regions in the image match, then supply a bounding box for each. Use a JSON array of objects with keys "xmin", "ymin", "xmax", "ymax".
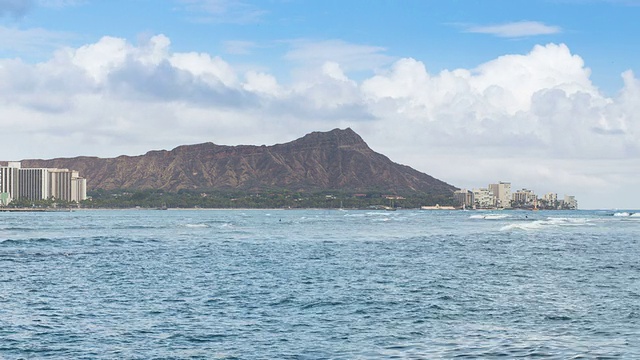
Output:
[{"xmin": 1, "ymin": 209, "xmax": 639, "ymax": 359}]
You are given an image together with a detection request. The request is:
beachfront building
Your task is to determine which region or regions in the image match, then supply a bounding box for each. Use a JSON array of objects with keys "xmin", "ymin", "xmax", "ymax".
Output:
[
  {"xmin": 71, "ymin": 176, "xmax": 87, "ymax": 203},
  {"xmin": 542, "ymin": 193, "xmax": 558, "ymax": 209},
  {"xmin": 453, "ymin": 189, "xmax": 474, "ymax": 208},
  {"xmin": 0, "ymin": 162, "xmax": 21, "ymax": 205},
  {"xmin": 0, "ymin": 162, "xmax": 88, "ymax": 205},
  {"xmin": 562, "ymin": 195, "xmax": 578, "ymax": 210},
  {"xmin": 462, "ymin": 180, "xmax": 576, "ymax": 210},
  {"xmin": 512, "ymin": 189, "xmax": 536, "ymax": 207},
  {"xmin": 473, "ymin": 188, "xmax": 495, "ymax": 209},
  {"xmin": 488, "ymin": 182, "xmax": 511, "ymax": 208},
  {"xmin": 18, "ymin": 168, "xmax": 50, "ymax": 201}
]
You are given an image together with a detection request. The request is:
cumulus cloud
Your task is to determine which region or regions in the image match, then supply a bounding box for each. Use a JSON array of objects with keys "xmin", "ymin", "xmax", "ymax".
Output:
[
  {"xmin": 465, "ymin": 21, "xmax": 562, "ymax": 38},
  {"xmin": 360, "ymin": 45, "xmax": 640, "ymax": 172},
  {"xmin": 1, "ymin": 34, "xmax": 639, "ymax": 207}
]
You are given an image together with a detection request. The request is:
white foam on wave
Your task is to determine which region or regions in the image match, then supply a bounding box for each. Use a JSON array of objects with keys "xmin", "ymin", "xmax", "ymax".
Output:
[
  {"xmin": 614, "ymin": 212, "xmax": 631, "ymax": 217},
  {"xmin": 500, "ymin": 217, "xmax": 592, "ymax": 231},
  {"xmin": 184, "ymin": 223, "xmax": 209, "ymax": 228},
  {"xmin": 344, "ymin": 213, "xmax": 365, "ymax": 217},
  {"xmin": 500, "ymin": 221, "xmax": 545, "ymax": 231},
  {"xmin": 470, "ymin": 214, "xmax": 510, "ymax": 220},
  {"xmin": 547, "ymin": 217, "xmax": 593, "ymax": 227},
  {"xmin": 366, "ymin": 212, "xmax": 395, "ymax": 216},
  {"xmin": 631, "ymin": 213, "xmax": 640, "ymax": 217}
]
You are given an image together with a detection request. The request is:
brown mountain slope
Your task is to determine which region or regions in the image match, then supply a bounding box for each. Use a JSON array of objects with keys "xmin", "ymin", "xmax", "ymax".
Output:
[{"xmin": 21, "ymin": 128, "xmax": 456, "ymax": 195}]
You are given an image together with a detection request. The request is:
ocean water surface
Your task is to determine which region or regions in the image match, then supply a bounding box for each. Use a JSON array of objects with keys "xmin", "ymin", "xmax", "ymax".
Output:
[{"xmin": 1, "ymin": 209, "xmax": 639, "ymax": 358}]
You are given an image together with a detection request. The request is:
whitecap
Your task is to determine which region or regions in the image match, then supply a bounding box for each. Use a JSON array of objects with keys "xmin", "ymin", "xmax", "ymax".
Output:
[
  {"xmin": 184, "ymin": 223, "xmax": 209, "ymax": 228},
  {"xmin": 500, "ymin": 221, "xmax": 545, "ymax": 231},
  {"xmin": 545, "ymin": 217, "xmax": 590, "ymax": 225},
  {"xmin": 366, "ymin": 212, "xmax": 394, "ymax": 216},
  {"xmin": 501, "ymin": 217, "xmax": 593, "ymax": 231},
  {"xmin": 344, "ymin": 213, "xmax": 365, "ymax": 217},
  {"xmin": 470, "ymin": 214, "xmax": 510, "ymax": 220},
  {"xmin": 614, "ymin": 212, "xmax": 630, "ymax": 217}
]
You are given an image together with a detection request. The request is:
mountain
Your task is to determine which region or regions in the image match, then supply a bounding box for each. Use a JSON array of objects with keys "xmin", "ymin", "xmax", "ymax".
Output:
[{"xmin": 20, "ymin": 128, "xmax": 456, "ymax": 196}]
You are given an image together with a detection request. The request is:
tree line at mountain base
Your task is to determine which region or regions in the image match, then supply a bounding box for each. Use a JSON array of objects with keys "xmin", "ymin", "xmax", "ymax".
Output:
[{"xmin": 72, "ymin": 189, "xmax": 455, "ymax": 210}]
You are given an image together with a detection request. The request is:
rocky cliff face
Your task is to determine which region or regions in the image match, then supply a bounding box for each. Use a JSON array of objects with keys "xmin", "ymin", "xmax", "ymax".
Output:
[{"xmin": 21, "ymin": 128, "xmax": 456, "ymax": 195}]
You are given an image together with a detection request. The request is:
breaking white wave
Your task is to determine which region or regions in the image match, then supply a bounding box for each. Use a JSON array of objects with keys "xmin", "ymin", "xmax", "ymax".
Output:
[
  {"xmin": 614, "ymin": 212, "xmax": 631, "ymax": 217},
  {"xmin": 184, "ymin": 223, "xmax": 209, "ymax": 228},
  {"xmin": 613, "ymin": 212, "xmax": 640, "ymax": 217},
  {"xmin": 470, "ymin": 214, "xmax": 510, "ymax": 220},
  {"xmin": 500, "ymin": 217, "xmax": 593, "ymax": 231}
]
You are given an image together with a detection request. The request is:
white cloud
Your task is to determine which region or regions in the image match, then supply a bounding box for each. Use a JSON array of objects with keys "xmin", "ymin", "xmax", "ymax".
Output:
[
  {"xmin": 243, "ymin": 71, "xmax": 280, "ymax": 95},
  {"xmin": 66, "ymin": 36, "xmax": 133, "ymax": 83},
  {"xmin": 466, "ymin": 21, "xmax": 562, "ymax": 38},
  {"xmin": 1, "ymin": 35, "xmax": 639, "ymax": 208},
  {"xmin": 170, "ymin": 50, "xmax": 238, "ymax": 87}
]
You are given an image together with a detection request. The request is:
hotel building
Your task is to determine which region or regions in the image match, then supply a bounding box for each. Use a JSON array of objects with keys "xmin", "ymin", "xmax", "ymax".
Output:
[
  {"xmin": 488, "ymin": 182, "xmax": 511, "ymax": 208},
  {"xmin": 464, "ymin": 179, "xmax": 577, "ymax": 210},
  {"xmin": 473, "ymin": 188, "xmax": 495, "ymax": 209},
  {"xmin": 512, "ymin": 189, "xmax": 537, "ymax": 206},
  {"xmin": 453, "ymin": 189, "xmax": 474, "ymax": 208},
  {"xmin": 0, "ymin": 162, "xmax": 87, "ymax": 205}
]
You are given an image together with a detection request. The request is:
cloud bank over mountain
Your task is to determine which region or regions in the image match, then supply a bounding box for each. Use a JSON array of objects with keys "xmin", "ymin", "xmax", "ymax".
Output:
[{"xmin": 0, "ymin": 34, "xmax": 638, "ymax": 208}]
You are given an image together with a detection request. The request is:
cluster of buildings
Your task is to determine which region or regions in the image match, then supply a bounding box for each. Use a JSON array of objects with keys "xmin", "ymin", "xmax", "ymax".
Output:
[
  {"xmin": 454, "ymin": 181, "xmax": 578, "ymax": 210},
  {"xmin": 0, "ymin": 162, "xmax": 87, "ymax": 206}
]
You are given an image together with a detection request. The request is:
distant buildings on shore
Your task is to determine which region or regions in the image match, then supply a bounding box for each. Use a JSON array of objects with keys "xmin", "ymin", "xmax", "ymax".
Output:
[
  {"xmin": 0, "ymin": 162, "xmax": 87, "ymax": 206},
  {"xmin": 454, "ymin": 181, "xmax": 578, "ymax": 210}
]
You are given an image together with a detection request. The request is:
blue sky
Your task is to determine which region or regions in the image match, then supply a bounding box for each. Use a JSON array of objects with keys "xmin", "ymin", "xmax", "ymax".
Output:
[{"xmin": 1, "ymin": 0, "xmax": 640, "ymax": 208}]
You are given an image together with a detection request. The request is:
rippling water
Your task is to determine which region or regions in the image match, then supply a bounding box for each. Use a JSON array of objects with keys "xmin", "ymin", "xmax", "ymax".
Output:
[{"xmin": 1, "ymin": 209, "xmax": 639, "ymax": 359}]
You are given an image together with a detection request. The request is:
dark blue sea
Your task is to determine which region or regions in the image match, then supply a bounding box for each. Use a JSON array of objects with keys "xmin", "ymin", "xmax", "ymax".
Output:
[{"xmin": 1, "ymin": 209, "xmax": 639, "ymax": 359}]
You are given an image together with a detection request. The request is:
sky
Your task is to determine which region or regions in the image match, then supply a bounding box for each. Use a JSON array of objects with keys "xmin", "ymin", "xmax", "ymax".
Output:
[{"xmin": 1, "ymin": 0, "xmax": 639, "ymax": 209}]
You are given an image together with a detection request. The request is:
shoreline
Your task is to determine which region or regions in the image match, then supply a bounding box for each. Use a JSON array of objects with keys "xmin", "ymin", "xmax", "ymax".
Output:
[{"xmin": 0, "ymin": 207, "xmax": 597, "ymax": 212}]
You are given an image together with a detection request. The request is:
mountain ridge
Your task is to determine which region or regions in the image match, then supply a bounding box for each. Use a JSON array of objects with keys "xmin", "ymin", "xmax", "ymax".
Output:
[{"xmin": 16, "ymin": 128, "xmax": 456, "ymax": 196}]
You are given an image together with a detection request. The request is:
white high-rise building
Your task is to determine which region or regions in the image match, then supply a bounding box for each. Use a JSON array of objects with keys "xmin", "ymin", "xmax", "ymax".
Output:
[
  {"xmin": 473, "ymin": 188, "xmax": 495, "ymax": 209},
  {"xmin": 18, "ymin": 168, "xmax": 50, "ymax": 201},
  {"xmin": 0, "ymin": 162, "xmax": 21, "ymax": 204},
  {"xmin": 71, "ymin": 176, "xmax": 87, "ymax": 203},
  {"xmin": 0, "ymin": 162, "xmax": 88, "ymax": 205}
]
